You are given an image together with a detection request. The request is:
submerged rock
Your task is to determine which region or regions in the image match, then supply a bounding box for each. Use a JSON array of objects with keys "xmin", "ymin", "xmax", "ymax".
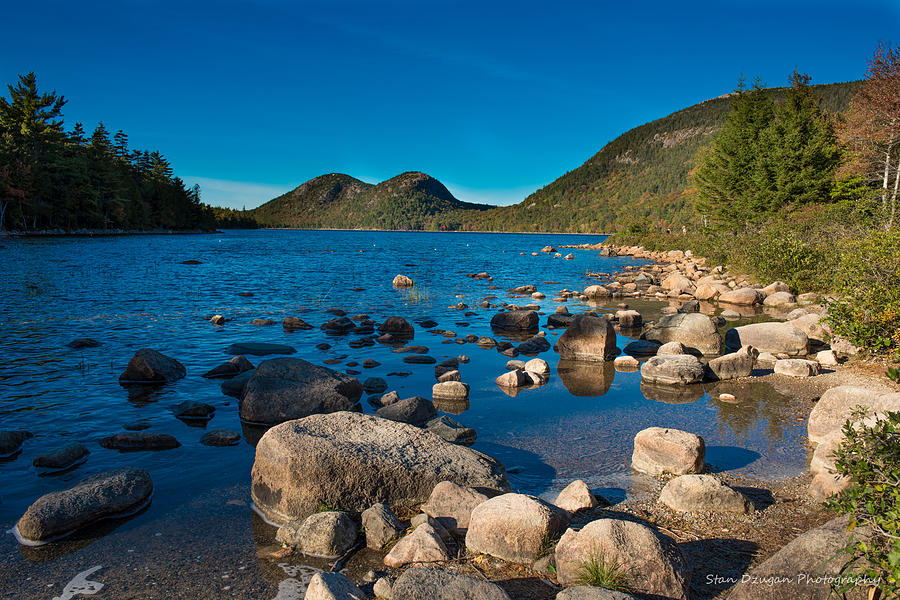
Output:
[
  {"xmin": 0, "ymin": 430, "xmax": 32, "ymax": 458},
  {"xmin": 238, "ymin": 357, "xmax": 362, "ymax": 425},
  {"xmin": 250, "ymin": 412, "xmax": 510, "ymax": 525},
  {"xmin": 224, "ymin": 342, "xmax": 296, "ymax": 356},
  {"xmin": 15, "ymin": 467, "xmax": 152, "ymax": 544},
  {"xmin": 202, "ymin": 355, "xmax": 254, "ymax": 379},
  {"xmin": 119, "ymin": 349, "xmax": 186, "ymax": 383},
  {"xmin": 32, "ymin": 443, "xmax": 89, "ymax": 470},
  {"xmin": 67, "ymin": 338, "xmax": 101, "ymax": 349},
  {"xmin": 200, "ymin": 429, "xmax": 241, "ymax": 446},
  {"xmin": 99, "ymin": 432, "xmax": 180, "ymax": 451}
]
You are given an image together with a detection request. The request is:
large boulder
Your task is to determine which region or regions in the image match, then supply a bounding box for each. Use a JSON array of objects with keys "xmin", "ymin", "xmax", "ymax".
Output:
[
  {"xmin": 391, "ymin": 568, "xmax": 511, "ymax": 600},
  {"xmin": 789, "ymin": 313, "xmax": 830, "ymax": 345},
  {"xmin": 490, "ymin": 310, "xmax": 538, "ymax": 331},
  {"xmin": 238, "ymin": 358, "xmax": 362, "ymax": 425},
  {"xmin": 555, "ymin": 518, "xmax": 690, "ymax": 599},
  {"xmin": 705, "ymin": 346, "xmax": 757, "ymax": 380},
  {"xmin": 719, "ymin": 287, "xmax": 765, "ymax": 305},
  {"xmin": 15, "ymin": 468, "xmax": 152, "ymax": 544},
  {"xmin": 724, "ymin": 322, "xmax": 809, "ymax": 356},
  {"xmin": 275, "ymin": 511, "xmax": 357, "ymax": 558},
  {"xmin": 642, "ymin": 312, "xmax": 721, "ymax": 355},
  {"xmin": 660, "ymin": 274, "xmax": 695, "ymax": 294},
  {"xmin": 118, "ymin": 349, "xmax": 185, "ymax": 383},
  {"xmin": 466, "ymin": 493, "xmax": 570, "ymax": 563},
  {"xmin": 726, "ymin": 516, "xmax": 870, "ymax": 600},
  {"xmin": 251, "ymin": 412, "xmax": 510, "ymax": 525},
  {"xmin": 659, "ymin": 474, "xmax": 752, "ymax": 513},
  {"xmin": 640, "ymin": 354, "xmax": 705, "ymax": 385},
  {"xmin": 555, "ymin": 314, "xmax": 618, "ymax": 361},
  {"xmin": 807, "ymin": 385, "xmax": 900, "ymax": 445},
  {"xmin": 632, "ymin": 427, "xmax": 705, "ymax": 476},
  {"xmin": 421, "ymin": 480, "xmax": 494, "ymax": 536}
]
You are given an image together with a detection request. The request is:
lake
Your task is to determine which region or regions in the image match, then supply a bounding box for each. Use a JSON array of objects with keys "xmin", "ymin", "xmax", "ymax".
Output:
[{"xmin": 0, "ymin": 230, "xmax": 808, "ymax": 599}]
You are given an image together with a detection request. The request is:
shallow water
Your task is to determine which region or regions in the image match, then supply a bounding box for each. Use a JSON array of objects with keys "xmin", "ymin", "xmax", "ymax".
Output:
[{"xmin": 0, "ymin": 230, "xmax": 809, "ymax": 598}]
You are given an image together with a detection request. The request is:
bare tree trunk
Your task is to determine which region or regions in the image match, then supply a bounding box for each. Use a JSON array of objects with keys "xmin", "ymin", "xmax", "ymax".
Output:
[
  {"xmin": 883, "ymin": 149, "xmax": 891, "ymax": 213},
  {"xmin": 890, "ymin": 152, "xmax": 900, "ymax": 230},
  {"xmin": 0, "ymin": 200, "xmax": 6, "ymax": 231}
]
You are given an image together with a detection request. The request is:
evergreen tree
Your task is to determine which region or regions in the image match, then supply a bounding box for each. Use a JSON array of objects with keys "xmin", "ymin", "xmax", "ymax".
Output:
[{"xmin": 693, "ymin": 78, "xmax": 774, "ymax": 229}]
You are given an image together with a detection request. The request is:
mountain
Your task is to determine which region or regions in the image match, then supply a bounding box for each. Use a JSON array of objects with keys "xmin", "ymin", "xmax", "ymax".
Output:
[
  {"xmin": 457, "ymin": 81, "xmax": 860, "ymax": 233},
  {"xmin": 250, "ymin": 171, "xmax": 492, "ymax": 230},
  {"xmin": 244, "ymin": 81, "xmax": 860, "ymax": 232}
]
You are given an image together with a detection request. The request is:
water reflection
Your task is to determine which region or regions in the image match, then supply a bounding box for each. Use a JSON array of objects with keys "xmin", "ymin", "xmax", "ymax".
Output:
[
  {"xmin": 556, "ymin": 360, "xmax": 615, "ymax": 397},
  {"xmin": 704, "ymin": 381, "xmax": 796, "ymax": 445},
  {"xmin": 640, "ymin": 381, "xmax": 705, "ymax": 404},
  {"xmin": 432, "ymin": 396, "xmax": 469, "ymax": 413}
]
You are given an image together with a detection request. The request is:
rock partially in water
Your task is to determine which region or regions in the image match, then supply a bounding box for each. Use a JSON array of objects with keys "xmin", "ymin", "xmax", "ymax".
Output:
[
  {"xmin": 490, "ymin": 310, "xmax": 538, "ymax": 331},
  {"xmin": 556, "ymin": 314, "xmax": 617, "ymax": 361},
  {"xmin": 239, "ymin": 358, "xmax": 362, "ymax": 425},
  {"xmin": 379, "ymin": 316, "xmax": 415, "ymax": 337},
  {"xmin": 202, "ymin": 355, "xmax": 254, "ymax": 379},
  {"xmin": 640, "ymin": 354, "xmax": 705, "ymax": 385},
  {"xmin": 282, "ymin": 316, "xmax": 313, "ymax": 331},
  {"xmin": 200, "ymin": 429, "xmax": 241, "ymax": 446},
  {"xmin": 623, "ymin": 339, "xmax": 661, "ymax": 357},
  {"xmin": 657, "ymin": 341, "xmax": 687, "ymax": 356},
  {"xmin": 706, "ymin": 346, "xmax": 757, "ymax": 380},
  {"xmin": 363, "ymin": 377, "xmax": 388, "ymax": 393},
  {"xmin": 172, "ymin": 401, "xmax": 215, "ymax": 420},
  {"xmin": 466, "ymin": 493, "xmax": 570, "ymax": 563},
  {"xmin": 321, "ymin": 316, "xmax": 355, "ymax": 333},
  {"xmin": 32, "ymin": 443, "xmax": 89, "ymax": 470},
  {"xmin": 220, "ymin": 369, "xmax": 254, "ymax": 398},
  {"xmin": 613, "ymin": 355, "xmax": 640, "ymax": 371},
  {"xmin": 642, "ymin": 312, "xmax": 721, "ymax": 355},
  {"xmin": 99, "ymin": 432, "xmax": 181, "ymax": 451},
  {"xmin": 616, "ymin": 309, "xmax": 642, "ymax": 328},
  {"xmin": 403, "ymin": 355, "xmax": 437, "ymax": 364},
  {"xmin": 555, "ymin": 518, "xmax": 690, "ymax": 599},
  {"xmin": 393, "ymin": 274, "xmax": 414, "ymax": 287},
  {"xmin": 118, "ymin": 349, "xmax": 186, "ymax": 383},
  {"xmin": 393, "ymin": 345, "xmax": 429, "ymax": 354},
  {"xmin": 524, "ymin": 357, "xmax": 550, "ymax": 376},
  {"xmin": 250, "ymin": 412, "xmax": 510, "ymax": 525},
  {"xmin": 376, "ymin": 396, "xmax": 437, "ymax": 426},
  {"xmin": 0, "ymin": 430, "xmax": 32, "ymax": 458},
  {"xmin": 251, "ymin": 318, "xmax": 276, "ymax": 326},
  {"xmin": 424, "ymin": 415, "xmax": 476, "ymax": 446},
  {"xmin": 517, "ymin": 334, "xmax": 551, "ymax": 355},
  {"xmin": 391, "ymin": 568, "xmax": 511, "ymax": 600},
  {"xmin": 632, "ymin": 427, "xmax": 705, "ymax": 476},
  {"xmin": 362, "ymin": 503, "xmax": 405, "ymax": 550},
  {"xmin": 224, "ymin": 342, "xmax": 296, "ymax": 356},
  {"xmin": 432, "ymin": 381, "xmax": 469, "ymax": 402},
  {"xmin": 15, "ymin": 467, "xmax": 152, "ymax": 544},
  {"xmin": 659, "ymin": 474, "xmax": 752, "ymax": 513},
  {"xmin": 209, "ymin": 314, "xmax": 226, "ymax": 325},
  {"xmin": 276, "ymin": 511, "xmax": 357, "ymax": 558}
]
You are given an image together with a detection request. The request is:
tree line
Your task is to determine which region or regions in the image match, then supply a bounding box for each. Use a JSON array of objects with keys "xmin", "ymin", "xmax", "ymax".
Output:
[{"xmin": 0, "ymin": 73, "xmax": 216, "ymax": 232}]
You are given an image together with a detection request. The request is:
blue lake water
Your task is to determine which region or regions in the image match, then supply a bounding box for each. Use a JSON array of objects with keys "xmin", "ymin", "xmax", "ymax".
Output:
[{"xmin": 0, "ymin": 230, "xmax": 810, "ymax": 598}]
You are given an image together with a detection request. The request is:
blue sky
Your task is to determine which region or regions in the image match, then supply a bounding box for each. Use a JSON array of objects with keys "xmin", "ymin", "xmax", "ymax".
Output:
[{"xmin": 2, "ymin": 1, "xmax": 897, "ymax": 209}]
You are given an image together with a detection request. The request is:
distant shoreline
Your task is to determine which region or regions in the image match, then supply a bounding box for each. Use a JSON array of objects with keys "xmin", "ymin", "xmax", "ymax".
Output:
[
  {"xmin": 253, "ymin": 227, "xmax": 612, "ymax": 236},
  {"xmin": 1, "ymin": 227, "xmax": 610, "ymax": 238},
  {"xmin": 1, "ymin": 228, "xmax": 216, "ymax": 239}
]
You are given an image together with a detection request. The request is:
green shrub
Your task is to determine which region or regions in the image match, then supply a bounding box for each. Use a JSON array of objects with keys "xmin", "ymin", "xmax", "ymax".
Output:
[
  {"xmin": 826, "ymin": 409, "xmax": 900, "ymax": 597},
  {"xmin": 734, "ymin": 221, "xmax": 827, "ymax": 292},
  {"xmin": 575, "ymin": 550, "xmax": 630, "ymax": 591},
  {"xmin": 827, "ymin": 230, "xmax": 900, "ymax": 354}
]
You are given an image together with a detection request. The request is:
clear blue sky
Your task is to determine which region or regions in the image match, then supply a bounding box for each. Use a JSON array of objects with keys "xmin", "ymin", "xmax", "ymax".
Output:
[{"xmin": 2, "ymin": 0, "xmax": 897, "ymax": 209}]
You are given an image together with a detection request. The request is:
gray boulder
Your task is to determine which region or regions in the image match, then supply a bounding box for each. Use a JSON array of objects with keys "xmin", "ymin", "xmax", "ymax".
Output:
[
  {"xmin": 632, "ymin": 427, "xmax": 705, "ymax": 475},
  {"xmin": 555, "ymin": 518, "xmax": 690, "ymax": 599},
  {"xmin": 424, "ymin": 415, "xmax": 476, "ymax": 446},
  {"xmin": 276, "ymin": 511, "xmax": 357, "ymax": 558},
  {"xmin": 376, "ymin": 396, "xmax": 437, "ymax": 426},
  {"xmin": 379, "ymin": 316, "xmax": 415, "ymax": 337},
  {"xmin": 807, "ymin": 386, "xmax": 900, "ymax": 445},
  {"xmin": 774, "ymin": 358, "xmax": 821, "ymax": 377},
  {"xmin": 725, "ymin": 322, "xmax": 809, "ymax": 356},
  {"xmin": 421, "ymin": 480, "xmax": 494, "ymax": 536},
  {"xmin": 642, "ymin": 312, "xmax": 721, "ymax": 355},
  {"xmin": 640, "ymin": 354, "xmax": 705, "ymax": 385},
  {"xmin": 465, "ymin": 493, "xmax": 570, "ymax": 563},
  {"xmin": 727, "ymin": 516, "xmax": 870, "ymax": 600},
  {"xmin": 15, "ymin": 468, "xmax": 152, "ymax": 544},
  {"xmin": 202, "ymin": 355, "xmax": 254, "ymax": 379},
  {"xmin": 490, "ymin": 310, "xmax": 538, "ymax": 331},
  {"xmin": 0, "ymin": 430, "xmax": 32, "ymax": 458},
  {"xmin": 706, "ymin": 346, "xmax": 758, "ymax": 380},
  {"xmin": 383, "ymin": 522, "xmax": 450, "ymax": 567},
  {"xmin": 32, "ymin": 443, "xmax": 89, "ymax": 470},
  {"xmin": 556, "ymin": 587, "xmax": 639, "ymax": 600},
  {"xmin": 362, "ymin": 503, "xmax": 405, "ymax": 550},
  {"xmin": 251, "ymin": 412, "xmax": 510, "ymax": 525},
  {"xmin": 659, "ymin": 474, "xmax": 752, "ymax": 513},
  {"xmin": 391, "ymin": 568, "xmax": 511, "ymax": 600},
  {"xmin": 305, "ymin": 572, "xmax": 365, "ymax": 600},
  {"xmin": 239, "ymin": 358, "xmax": 362, "ymax": 425},
  {"xmin": 556, "ymin": 314, "xmax": 618, "ymax": 361},
  {"xmin": 119, "ymin": 349, "xmax": 186, "ymax": 383}
]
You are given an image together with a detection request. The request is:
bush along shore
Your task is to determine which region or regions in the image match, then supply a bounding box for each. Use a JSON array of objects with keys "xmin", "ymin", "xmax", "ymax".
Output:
[{"xmin": 5, "ymin": 246, "xmax": 900, "ymax": 600}]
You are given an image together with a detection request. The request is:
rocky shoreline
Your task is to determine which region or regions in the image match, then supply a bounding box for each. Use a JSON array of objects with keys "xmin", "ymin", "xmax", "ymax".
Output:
[{"xmin": 3, "ymin": 240, "xmax": 899, "ymax": 600}]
